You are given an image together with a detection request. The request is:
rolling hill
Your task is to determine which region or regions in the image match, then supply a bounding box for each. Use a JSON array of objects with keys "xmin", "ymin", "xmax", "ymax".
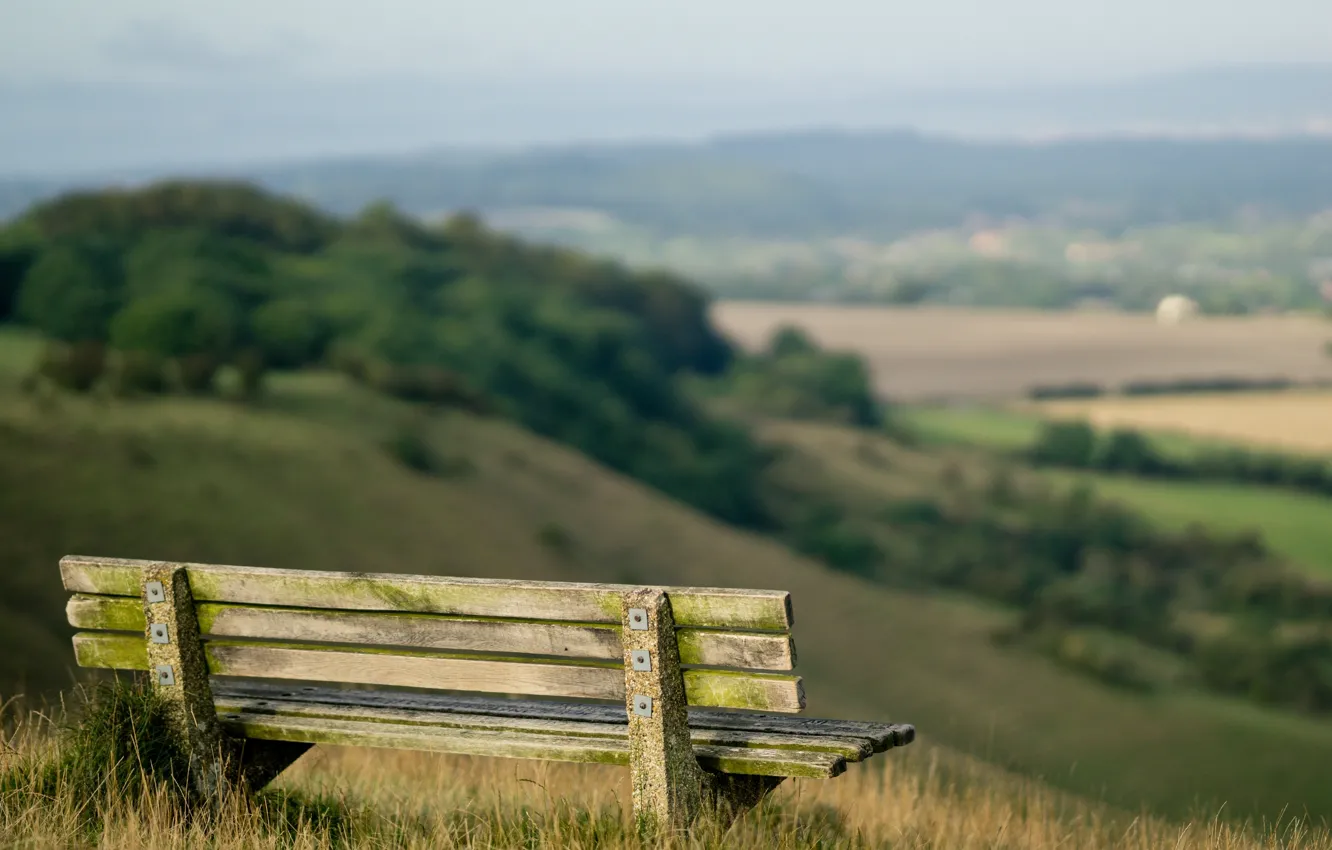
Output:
[{"xmin": 5, "ymin": 330, "xmax": 1332, "ymax": 823}]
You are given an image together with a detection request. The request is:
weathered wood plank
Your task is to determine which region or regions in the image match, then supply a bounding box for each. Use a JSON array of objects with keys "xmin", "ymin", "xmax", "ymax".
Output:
[
  {"xmin": 66, "ymin": 595, "xmax": 796, "ymax": 670},
  {"xmin": 61, "ymin": 556, "xmax": 794, "ymax": 631},
  {"xmin": 225, "ymin": 712, "xmax": 628, "ymax": 766},
  {"xmin": 73, "ymin": 631, "xmax": 146, "ymax": 670},
  {"xmin": 206, "ymin": 641, "xmax": 626, "ymax": 701},
  {"xmin": 214, "ymin": 691, "xmax": 873, "ymax": 760},
  {"xmin": 213, "ymin": 683, "xmax": 912, "ymax": 750},
  {"xmin": 220, "ymin": 712, "xmax": 844, "ymax": 778},
  {"xmin": 73, "ymin": 634, "xmax": 806, "ymax": 711},
  {"xmin": 66, "ymin": 595, "xmax": 146, "ymax": 633}
]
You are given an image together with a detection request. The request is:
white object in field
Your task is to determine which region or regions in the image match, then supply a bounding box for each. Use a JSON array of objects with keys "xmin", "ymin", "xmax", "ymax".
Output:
[{"xmin": 1155, "ymin": 295, "xmax": 1199, "ymax": 326}]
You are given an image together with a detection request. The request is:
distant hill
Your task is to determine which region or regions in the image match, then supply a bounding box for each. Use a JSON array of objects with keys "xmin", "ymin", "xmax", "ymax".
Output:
[
  {"xmin": 7, "ymin": 130, "xmax": 1332, "ymax": 240},
  {"xmin": 4, "ymin": 63, "xmax": 1332, "ymax": 234}
]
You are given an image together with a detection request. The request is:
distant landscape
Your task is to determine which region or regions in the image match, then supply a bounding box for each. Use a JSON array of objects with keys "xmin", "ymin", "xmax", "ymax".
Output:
[{"xmin": 3, "ymin": 181, "xmax": 1332, "ymax": 836}]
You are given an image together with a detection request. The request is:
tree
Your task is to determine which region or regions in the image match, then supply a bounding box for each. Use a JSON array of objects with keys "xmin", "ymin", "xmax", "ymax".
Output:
[
  {"xmin": 1029, "ymin": 420, "xmax": 1097, "ymax": 468},
  {"xmin": 110, "ymin": 287, "xmax": 240, "ymax": 359},
  {"xmin": 1095, "ymin": 428, "xmax": 1166, "ymax": 475},
  {"xmin": 249, "ymin": 298, "xmax": 327, "ymax": 369},
  {"xmin": 17, "ymin": 243, "xmax": 121, "ymax": 342},
  {"xmin": 109, "ymin": 287, "xmax": 241, "ymax": 393},
  {"xmin": 767, "ymin": 325, "xmax": 818, "ymax": 359}
]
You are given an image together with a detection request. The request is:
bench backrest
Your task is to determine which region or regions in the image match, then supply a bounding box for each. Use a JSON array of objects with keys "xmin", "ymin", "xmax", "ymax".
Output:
[{"xmin": 63, "ymin": 556, "xmax": 804, "ymax": 713}]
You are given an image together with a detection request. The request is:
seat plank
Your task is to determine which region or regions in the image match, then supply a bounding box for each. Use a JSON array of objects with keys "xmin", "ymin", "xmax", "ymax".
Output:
[
  {"xmin": 72, "ymin": 633, "xmax": 806, "ymax": 711},
  {"xmin": 212, "ymin": 693, "xmax": 874, "ymax": 761},
  {"xmin": 220, "ymin": 712, "xmax": 845, "ymax": 778},
  {"xmin": 216, "ymin": 682, "xmax": 912, "ymax": 751},
  {"xmin": 61, "ymin": 556, "xmax": 794, "ymax": 631},
  {"xmin": 66, "ymin": 595, "xmax": 796, "ymax": 670}
]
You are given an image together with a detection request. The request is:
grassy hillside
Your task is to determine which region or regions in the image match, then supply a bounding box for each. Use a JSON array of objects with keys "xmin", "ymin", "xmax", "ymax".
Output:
[
  {"xmin": 901, "ymin": 404, "xmax": 1332, "ymax": 576},
  {"xmin": 6, "ymin": 330, "xmax": 1332, "ymax": 824}
]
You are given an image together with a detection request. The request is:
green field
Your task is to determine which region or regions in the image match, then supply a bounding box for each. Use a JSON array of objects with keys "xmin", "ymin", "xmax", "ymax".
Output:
[
  {"xmin": 900, "ymin": 404, "xmax": 1332, "ymax": 576},
  {"xmin": 6, "ymin": 330, "xmax": 1332, "ymax": 823}
]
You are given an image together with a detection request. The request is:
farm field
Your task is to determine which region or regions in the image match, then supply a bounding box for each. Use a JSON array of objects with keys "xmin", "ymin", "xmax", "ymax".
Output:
[
  {"xmin": 899, "ymin": 404, "xmax": 1332, "ymax": 575},
  {"xmin": 5, "ymin": 330, "xmax": 1332, "ymax": 822},
  {"xmin": 1037, "ymin": 391, "xmax": 1332, "ymax": 455},
  {"xmin": 711, "ymin": 303, "xmax": 1332, "ymax": 401}
]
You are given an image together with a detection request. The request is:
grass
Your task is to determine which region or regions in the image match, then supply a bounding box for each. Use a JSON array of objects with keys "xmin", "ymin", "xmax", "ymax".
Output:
[
  {"xmin": 3, "ymin": 682, "xmax": 1331, "ymax": 849},
  {"xmin": 898, "ymin": 405, "xmax": 1045, "ymax": 452},
  {"xmin": 1045, "ymin": 471, "xmax": 1332, "ymax": 577},
  {"xmin": 5, "ymin": 328, "xmax": 1332, "ymax": 823},
  {"xmin": 899, "ymin": 403, "xmax": 1332, "ymax": 575}
]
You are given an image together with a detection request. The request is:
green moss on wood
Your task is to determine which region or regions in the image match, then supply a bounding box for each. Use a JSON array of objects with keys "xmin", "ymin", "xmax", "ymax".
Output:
[
  {"xmin": 67, "ymin": 595, "xmax": 147, "ymax": 631},
  {"xmin": 684, "ymin": 669, "xmax": 805, "ymax": 712},
  {"xmin": 73, "ymin": 632, "xmax": 147, "ymax": 669}
]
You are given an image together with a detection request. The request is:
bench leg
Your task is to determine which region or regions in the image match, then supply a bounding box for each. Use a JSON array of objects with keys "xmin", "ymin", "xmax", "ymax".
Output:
[
  {"xmin": 704, "ymin": 773, "xmax": 785, "ymax": 823},
  {"xmin": 621, "ymin": 590, "xmax": 785, "ymax": 834},
  {"xmin": 621, "ymin": 589, "xmax": 705, "ymax": 833},
  {"xmin": 141, "ymin": 565, "xmax": 308, "ymax": 802}
]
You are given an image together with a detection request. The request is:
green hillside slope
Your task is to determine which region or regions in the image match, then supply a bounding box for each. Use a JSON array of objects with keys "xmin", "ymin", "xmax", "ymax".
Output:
[{"xmin": 4, "ymin": 333, "xmax": 1332, "ymax": 824}]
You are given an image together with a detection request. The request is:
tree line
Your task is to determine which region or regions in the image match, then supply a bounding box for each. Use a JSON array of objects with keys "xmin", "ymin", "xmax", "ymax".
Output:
[{"xmin": 1027, "ymin": 421, "xmax": 1332, "ymax": 499}]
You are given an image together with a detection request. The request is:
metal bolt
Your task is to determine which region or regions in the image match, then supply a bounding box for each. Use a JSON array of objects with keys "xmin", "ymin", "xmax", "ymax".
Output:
[
  {"xmin": 632, "ymin": 694, "xmax": 653, "ymax": 718},
  {"xmin": 155, "ymin": 664, "xmax": 176, "ymax": 686},
  {"xmin": 631, "ymin": 650, "xmax": 652, "ymax": 671},
  {"xmin": 145, "ymin": 581, "xmax": 166, "ymax": 603},
  {"xmin": 149, "ymin": 623, "xmax": 170, "ymax": 644},
  {"xmin": 628, "ymin": 608, "xmax": 648, "ymax": 630}
]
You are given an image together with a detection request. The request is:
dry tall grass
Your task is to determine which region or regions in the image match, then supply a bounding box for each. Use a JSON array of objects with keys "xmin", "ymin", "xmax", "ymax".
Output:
[{"xmin": 3, "ymin": 693, "xmax": 1329, "ymax": 850}]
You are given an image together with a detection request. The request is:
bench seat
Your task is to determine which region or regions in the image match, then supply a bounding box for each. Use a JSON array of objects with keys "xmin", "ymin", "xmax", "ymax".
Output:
[{"xmin": 213, "ymin": 681, "xmax": 915, "ymax": 779}]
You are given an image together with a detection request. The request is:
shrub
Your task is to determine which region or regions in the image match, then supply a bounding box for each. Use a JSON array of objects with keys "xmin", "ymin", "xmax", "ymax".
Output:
[
  {"xmin": 234, "ymin": 348, "xmax": 266, "ymax": 398},
  {"xmin": 789, "ymin": 502, "xmax": 883, "ymax": 576},
  {"xmin": 37, "ymin": 340, "xmax": 107, "ymax": 392},
  {"xmin": 175, "ymin": 353, "xmax": 222, "ymax": 394},
  {"xmin": 536, "ymin": 522, "xmax": 577, "ymax": 558},
  {"xmin": 384, "ymin": 425, "xmax": 435, "ymax": 474},
  {"xmin": 1095, "ymin": 428, "xmax": 1167, "ymax": 475},
  {"xmin": 110, "ymin": 350, "xmax": 167, "ymax": 396},
  {"xmin": 1029, "ymin": 420, "xmax": 1097, "ymax": 467},
  {"xmin": 1028, "ymin": 381, "xmax": 1106, "ymax": 400}
]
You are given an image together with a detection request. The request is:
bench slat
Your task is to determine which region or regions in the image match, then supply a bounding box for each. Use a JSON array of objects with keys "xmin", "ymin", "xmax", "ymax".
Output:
[
  {"xmin": 66, "ymin": 595, "xmax": 796, "ymax": 670},
  {"xmin": 72, "ymin": 633, "xmax": 806, "ymax": 712},
  {"xmin": 215, "ymin": 682, "xmax": 912, "ymax": 751},
  {"xmin": 212, "ymin": 693, "xmax": 874, "ymax": 761},
  {"xmin": 61, "ymin": 557, "xmax": 794, "ymax": 631},
  {"xmin": 220, "ymin": 712, "xmax": 845, "ymax": 778}
]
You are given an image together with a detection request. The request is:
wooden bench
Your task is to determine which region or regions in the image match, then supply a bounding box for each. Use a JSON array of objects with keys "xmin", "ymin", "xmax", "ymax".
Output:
[{"xmin": 61, "ymin": 555, "xmax": 915, "ymax": 830}]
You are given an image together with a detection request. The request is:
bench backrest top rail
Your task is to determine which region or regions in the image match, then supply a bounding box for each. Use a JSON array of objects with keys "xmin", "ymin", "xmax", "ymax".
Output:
[{"xmin": 61, "ymin": 556, "xmax": 793, "ymax": 632}]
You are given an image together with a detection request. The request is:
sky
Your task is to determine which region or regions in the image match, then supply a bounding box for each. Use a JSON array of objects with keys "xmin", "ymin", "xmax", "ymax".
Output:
[
  {"xmin": 2, "ymin": 0, "xmax": 1332, "ymax": 174},
  {"xmin": 5, "ymin": 0, "xmax": 1332, "ymax": 91}
]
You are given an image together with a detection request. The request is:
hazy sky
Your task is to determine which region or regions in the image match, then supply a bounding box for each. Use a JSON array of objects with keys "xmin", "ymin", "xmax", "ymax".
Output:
[{"xmin": 5, "ymin": 0, "xmax": 1332, "ymax": 90}]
